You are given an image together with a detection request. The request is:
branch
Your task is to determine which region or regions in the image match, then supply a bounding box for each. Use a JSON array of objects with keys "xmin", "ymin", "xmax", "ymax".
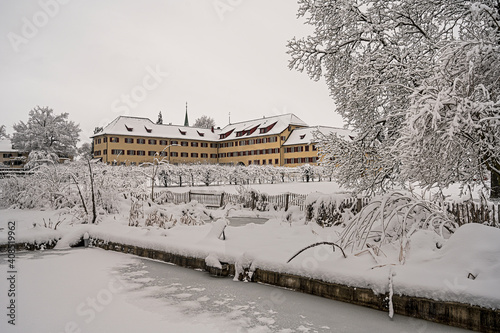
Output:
[{"xmin": 287, "ymin": 242, "xmax": 347, "ymax": 264}]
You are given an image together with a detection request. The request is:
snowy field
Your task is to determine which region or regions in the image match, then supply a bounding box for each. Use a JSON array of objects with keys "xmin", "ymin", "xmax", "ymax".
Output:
[
  {"xmin": 0, "ymin": 180, "xmax": 498, "ymax": 332},
  {"xmin": 0, "ymin": 248, "xmax": 469, "ymax": 333}
]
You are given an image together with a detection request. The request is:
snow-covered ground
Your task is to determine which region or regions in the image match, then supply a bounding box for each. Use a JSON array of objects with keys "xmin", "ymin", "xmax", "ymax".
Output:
[
  {"xmin": 0, "ymin": 248, "xmax": 468, "ymax": 333},
  {"xmin": 0, "ymin": 180, "xmax": 498, "ymax": 332}
]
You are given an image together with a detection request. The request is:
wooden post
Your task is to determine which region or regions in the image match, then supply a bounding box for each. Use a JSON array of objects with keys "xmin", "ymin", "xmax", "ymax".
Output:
[
  {"xmin": 285, "ymin": 193, "xmax": 290, "ymax": 211},
  {"xmin": 356, "ymin": 198, "xmax": 362, "ymax": 213},
  {"xmin": 220, "ymin": 192, "xmax": 225, "ymax": 208},
  {"xmin": 188, "ymin": 190, "xmax": 192, "ymax": 202}
]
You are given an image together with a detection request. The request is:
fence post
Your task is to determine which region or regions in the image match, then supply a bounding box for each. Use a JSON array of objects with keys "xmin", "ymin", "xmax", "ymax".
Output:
[
  {"xmin": 188, "ymin": 190, "xmax": 192, "ymax": 202},
  {"xmin": 220, "ymin": 192, "xmax": 225, "ymax": 208},
  {"xmin": 285, "ymin": 193, "xmax": 290, "ymax": 211},
  {"xmin": 356, "ymin": 198, "xmax": 362, "ymax": 213}
]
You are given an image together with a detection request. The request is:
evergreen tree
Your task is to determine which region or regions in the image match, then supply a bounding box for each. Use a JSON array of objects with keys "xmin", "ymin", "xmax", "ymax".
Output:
[{"xmin": 156, "ymin": 111, "xmax": 163, "ymax": 125}]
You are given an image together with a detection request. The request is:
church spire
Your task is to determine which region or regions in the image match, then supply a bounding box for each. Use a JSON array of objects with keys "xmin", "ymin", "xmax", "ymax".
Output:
[{"xmin": 184, "ymin": 102, "xmax": 189, "ymax": 127}]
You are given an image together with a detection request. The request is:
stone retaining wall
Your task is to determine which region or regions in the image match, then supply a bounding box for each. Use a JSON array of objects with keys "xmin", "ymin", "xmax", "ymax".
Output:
[{"xmin": 2, "ymin": 238, "xmax": 499, "ymax": 332}]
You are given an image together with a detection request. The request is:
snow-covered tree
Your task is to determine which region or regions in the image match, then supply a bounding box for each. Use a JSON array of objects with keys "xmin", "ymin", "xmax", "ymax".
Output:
[
  {"xmin": 12, "ymin": 106, "xmax": 81, "ymax": 158},
  {"xmin": 397, "ymin": 39, "xmax": 500, "ymax": 197},
  {"xmin": 156, "ymin": 111, "xmax": 163, "ymax": 125},
  {"xmin": 289, "ymin": 0, "xmax": 500, "ymax": 198},
  {"xmin": 193, "ymin": 115, "xmax": 216, "ymax": 129},
  {"xmin": 0, "ymin": 125, "xmax": 8, "ymax": 139},
  {"xmin": 77, "ymin": 142, "xmax": 93, "ymax": 159}
]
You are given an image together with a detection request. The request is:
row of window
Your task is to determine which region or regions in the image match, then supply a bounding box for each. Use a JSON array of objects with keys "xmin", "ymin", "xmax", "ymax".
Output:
[
  {"xmin": 95, "ymin": 136, "xmax": 283, "ymax": 148},
  {"xmin": 285, "ymin": 157, "xmax": 318, "ymax": 164},
  {"xmin": 94, "ymin": 149, "xmax": 216, "ymax": 159},
  {"xmin": 284, "ymin": 145, "xmax": 317, "ymax": 153},
  {"xmin": 247, "ymin": 159, "xmax": 280, "ymax": 165},
  {"xmin": 220, "ymin": 136, "xmax": 279, "ymax": 148},
  {"xmin": 218, "ymin": 148, "xmax": 280, "ymax": 158},
  {"xmin": 2, "ymin": 153, "xmax": 23, "ymax": 158}
]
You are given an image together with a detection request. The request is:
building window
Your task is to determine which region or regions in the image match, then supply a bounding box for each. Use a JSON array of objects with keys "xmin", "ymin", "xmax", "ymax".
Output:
[
  {"xmin": 312, "ymin": 145, "xmax": 317, "ymax": 151},
  {"xmin": 103, "ymin": 149, "xmax": 107, "ymax": 155},
  {"xmin": 305, "ymin": 146, "xmax": 310, "ymax": 152},
  {"xmin": 137, "ymin": 139, "xmax": 146, "ymax": 144},
  {"xmin": 111, "ymin": 149, "xmax": 124, "ymax": 155},
  {"xmin": 262, "ymin": 159, "xmax": 266, "ymax": 165},
  {"xmin": 191, "ymin": 153, "xmax": 198, "ymax": 158},
  {"xmin": 148, "ymin": 139, "xmax": 157, "ymax": 145},
  {"xmin": 170, "ymin": 152, "xmax": 178, "ymax": 157},
  {"xmin": 125, "ymin": 138, "xmax": 134, "ymax": 144},
  {"xmin": 210, "ymin": 154, "xmax": 217, "ymax": 158},
  {"xmin": 110, "ymin": 137, "xmax": 119, "ymax": 143},
  {"xmin": 181, "ymin": 141, "xmax": 188, "ymax": 147},
  {"xmin": 201, "ymin": 153, "xmax": 208, "ymax": 158},
  {"xmin": 210, "ymin": 143, "xmax": 217, "ymax": 148},
  {"xmin": 275, "ymin": 159, "xmax": 279, "ymax": 165},
  {"xmin": 160, "ymin": 140, "xmax": 168, "ymax": 145},
  {"xmin": 269, "ymin": 159, "xmax": 273, "ymax": 165},
  {"xmin": 126, "ymin": 150, "xmax": 136, "ymax": 155},
  {"xmin": 181, "ymin": 152, "xmax": 188, "ymax": 158},
  {"xmin": 94, "ymin": 151, "xmax": 101, "ymax": 156},
  {"xmin": 103, "ymin": 137, "xmax": 108, "ymax": 143},
  {"xmin": 191, "ymin": 142, "xmax": 198, "ymax": 147},
  {"xmin": 171, "ymin": 140, "xmax": 178, "ymax": 145},
  {"xmin": 97, "ymin": 138, "xmax": 101, "ymax": 144},
  {"xmin": 286, "ymin": 147, "xmax": 292, "ymax": 153},
  {"xmin": 160, "ymin": 152, "xmax": 167, "ymax": 157},
  {"xmin": 148, "ymin": 151, "xmax": 156, "ymax": 156},
  {"xmin": 137, "ymin": 151, "xmax": 145, "ymax": 156},
  {"xmin": 201, "ymin": 142, "xmax": 208, "ymax": 148}
]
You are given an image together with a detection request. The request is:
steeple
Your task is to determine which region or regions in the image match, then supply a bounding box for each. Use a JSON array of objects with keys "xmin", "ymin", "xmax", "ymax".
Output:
[{"xmin": 184, "ymin": 102, "xmax": 189, "ymax": 127}]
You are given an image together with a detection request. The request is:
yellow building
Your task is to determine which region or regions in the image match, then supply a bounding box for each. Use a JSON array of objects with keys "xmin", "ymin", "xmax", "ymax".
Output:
[
  {"xmin": 282, "ymin": 126, "xmax": 353, "ymax": 167},
  {"xmin": 91, "ymin": 114, "xmax": 352, "ymax": 167},
  {"xmin": 0, "ymin": 139, "xmax": 27, "ymax": 169}
]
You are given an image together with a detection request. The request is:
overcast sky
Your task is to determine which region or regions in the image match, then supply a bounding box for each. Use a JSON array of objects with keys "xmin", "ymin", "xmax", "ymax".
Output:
[{"xmin": 0, "ymin": 0, "xmax": 344, "ymax": 144}]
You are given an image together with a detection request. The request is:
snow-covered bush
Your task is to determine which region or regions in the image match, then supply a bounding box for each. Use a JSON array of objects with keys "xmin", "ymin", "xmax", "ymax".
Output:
[
  {"xmin": 339, "ymin": 192, "xmax": 456, "ymax": 264},
  {"xmin": 305, "ymin": 193, "xmax": 356, "ymax": 227}
]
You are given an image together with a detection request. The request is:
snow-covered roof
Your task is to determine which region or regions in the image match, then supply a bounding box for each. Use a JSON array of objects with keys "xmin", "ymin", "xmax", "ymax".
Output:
[
  {"xmin": 283, "ymin": 126, "xmax": 354, "ymax": 146},
  {"xmin": 217, "ymin": 113, "xmax": 308, "ymax": 141},
  {"xmin": 0, "ymin": 139, "xmax": 17, "ymax": 152},
  {"xmin": 91, "ymin": 116, "xmax": 221, "ymax": 141}
]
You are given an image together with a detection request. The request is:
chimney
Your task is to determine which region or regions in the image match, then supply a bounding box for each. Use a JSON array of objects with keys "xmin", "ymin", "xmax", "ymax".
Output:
[{"xmin": 211, "ymin": 126, "xmax": 214, "ymax": 133}]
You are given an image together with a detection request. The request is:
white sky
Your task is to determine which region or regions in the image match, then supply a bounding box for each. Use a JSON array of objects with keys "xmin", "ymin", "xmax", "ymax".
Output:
[{"xmin": 0, "ymin": 0, "xmax": 344, "ymax": 144}]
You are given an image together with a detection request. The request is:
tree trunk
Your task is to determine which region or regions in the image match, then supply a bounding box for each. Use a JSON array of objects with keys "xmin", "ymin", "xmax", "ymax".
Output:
[{"xmin": 491, "ymin": 169, "xmax": 500, "ymax": 200}]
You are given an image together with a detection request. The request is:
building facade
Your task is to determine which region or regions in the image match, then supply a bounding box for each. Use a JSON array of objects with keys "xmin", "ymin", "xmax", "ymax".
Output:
[
  {"xmin": 0, "ymin": 139, "xmax": 27, "ymax": 169},
  {"xmin": 91, "ymin": 114, "xmax": 352, "ymax": 167}
]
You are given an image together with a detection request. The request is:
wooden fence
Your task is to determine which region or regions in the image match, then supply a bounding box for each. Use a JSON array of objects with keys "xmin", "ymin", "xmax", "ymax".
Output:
[
  {"xmin": 132, "ymin": 190, "xmax": 500, "ymax": 227},
  {"xmin": 445, "ymin": 201, "xmax": 500, "ymax": 227}
]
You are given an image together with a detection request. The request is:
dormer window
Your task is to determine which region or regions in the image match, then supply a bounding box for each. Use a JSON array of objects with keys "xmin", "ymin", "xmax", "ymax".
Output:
[
  {"xmin": 300, "ymin": 134, "xmax": 306, "ymax": 140},
  {"xmin": 247, "ymin": 125, "xmax": 259, "ymax": 135},
  {"xmin": 260, "ymin": 121, "xmax": 277, "ymax": 134},
  {"xmin": 144, "ymin": 126, "xmax": 152, "ymax": 133},
  {"xmin": 219, "ymin": 129, "xmax": 234, "ymax": 139},
  {"xmin": 125, "ymin": 124, "xmax": 133, "ymax": 132},
  {"xmin": 197, "ymin": 131, "xmax": 205, "ymax": 137},
  {"xmin": 179, "ymin": 129, "xmax": 186, "ymax": 135}
]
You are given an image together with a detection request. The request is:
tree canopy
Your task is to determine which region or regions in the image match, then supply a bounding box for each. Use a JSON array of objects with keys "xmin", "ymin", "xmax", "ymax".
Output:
[
  {"xmin": 193, "ymin": 115, "xmax": 216, "ymax": 129},
  {"xmin": 289, "ymin": 0, "xmax": 500, "ymax": 197},
  {"xmin": 12, "ymin": 106, "xmax": 81, "ymax": 157}
]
